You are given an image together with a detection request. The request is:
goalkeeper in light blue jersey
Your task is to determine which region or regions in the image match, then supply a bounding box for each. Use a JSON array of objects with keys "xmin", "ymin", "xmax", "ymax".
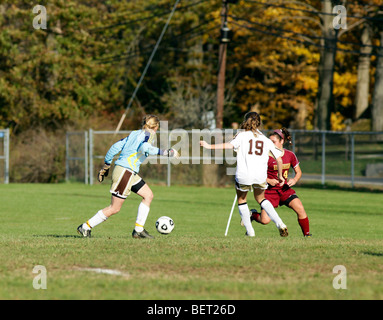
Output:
[
  {"xmin": 77, "ymin": 115, "xmax": 179, "ymax": 239},
  {"xmin": 104, "ymin": 128, "xmax": 161, "ymax": 173}
]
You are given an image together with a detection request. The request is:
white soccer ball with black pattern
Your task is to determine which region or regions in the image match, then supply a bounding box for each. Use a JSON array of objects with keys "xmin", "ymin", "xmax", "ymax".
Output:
[{"xmin": 155, "ymin": 216, "xmax": 174, "ymax": 234}]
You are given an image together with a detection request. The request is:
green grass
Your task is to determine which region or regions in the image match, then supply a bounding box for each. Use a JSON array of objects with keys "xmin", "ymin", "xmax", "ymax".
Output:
[{"xmin": 0, "ymin": 183, "xmax": 383, "ymax": 300}]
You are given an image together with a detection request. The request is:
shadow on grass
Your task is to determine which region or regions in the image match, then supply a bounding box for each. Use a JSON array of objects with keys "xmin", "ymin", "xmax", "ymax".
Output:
[
  {"xmin": 298, "ymin": 182, "xmax": 383, "ymax": 194},
  {"xmin": 33, "ymin": 234, "xmax": 79, "ymax": 238},
  {"xmin": 362, "ymin": 251, "xmax": 383, "ymax": 257}
]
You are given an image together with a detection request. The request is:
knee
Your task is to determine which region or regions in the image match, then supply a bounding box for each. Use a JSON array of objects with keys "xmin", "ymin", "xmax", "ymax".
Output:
[
  {"xmin": 142, "ymin": 191, "xmax": 154, "ymax": 205},
  {"xmin": 146, "ymin": 192, "xmax": 154, "ymax": 204}
]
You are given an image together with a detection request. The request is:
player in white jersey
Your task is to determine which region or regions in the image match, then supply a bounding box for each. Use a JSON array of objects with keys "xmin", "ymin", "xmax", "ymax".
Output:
[
  {"xmin": 200, "ymin": 112, "xmax": 288, "ymax": 237},
  {"xmin": 77, "ymin": 115, "xmax": 179, "ymax": 239}
]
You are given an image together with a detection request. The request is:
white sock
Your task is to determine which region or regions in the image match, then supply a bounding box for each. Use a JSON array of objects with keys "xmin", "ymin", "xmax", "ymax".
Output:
[
  {"xmin": 83, "ymin": 210, "xmax": 108, "ymax": 230},
  {"xmin": 260, "ymin": 200, "xmax": 286, "ymax": 229},
  {"xmin": 135, "ymin": 202, "xmax": 150, "ymax": 232},
  {"xmin": 238, "ymin": 203, "xmax": 255, "ymax": 237}
]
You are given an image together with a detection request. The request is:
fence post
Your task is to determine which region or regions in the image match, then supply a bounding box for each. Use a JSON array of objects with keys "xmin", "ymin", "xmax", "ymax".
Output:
[
  {"xmin": 65, "ymin": 133, "xmax": 69, "ymax": 182},
  {"xmin": 321, "ymin": 132, "xmax": 326, "ymax": 185},
  {"xmin": 351, "ymin": 133, "xmax": 355, "ymax": 188},
  {"xmin": 89, "ymin": 129, "xmax": 94, "ymax": 185},
  {"xmin": 85, "ymin": 131, "xmax": 89, "ymax": 185},
  {"xmin": 167, "ymin": 131, "xmax": 171, "ymax": 187},
  {"xmin": 4, "ymin": 129, "xmax": 9, "ymax": 184}
]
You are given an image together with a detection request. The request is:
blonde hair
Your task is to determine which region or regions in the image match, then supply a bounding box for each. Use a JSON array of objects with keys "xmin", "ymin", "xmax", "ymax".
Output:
[
  {"xmin": 142, "ymin": 115, "xmax": 159, "ymax": 130},
  {"xmin": 240, "ymin": 112, "xmax": 261, "ymax": 132}
]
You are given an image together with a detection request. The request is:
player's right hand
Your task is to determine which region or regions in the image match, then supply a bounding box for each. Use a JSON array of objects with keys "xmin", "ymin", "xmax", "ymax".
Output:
[
  {"xmin": 267, "ymin": 179, "xmax": 279, "ymax": 186},
  {"xmin": 98, "ymin": 163, "xmax": 111, "ymax": 183}
]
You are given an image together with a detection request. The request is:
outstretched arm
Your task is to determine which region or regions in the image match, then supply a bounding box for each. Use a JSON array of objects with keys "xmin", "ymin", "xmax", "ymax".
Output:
[{"xmin": 200, "ymin": 141, "xmax": 234, "ymax": 150}]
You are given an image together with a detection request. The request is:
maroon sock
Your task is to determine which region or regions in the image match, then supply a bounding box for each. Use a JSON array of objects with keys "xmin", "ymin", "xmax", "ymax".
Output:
[{"xmin": 298, "ymin": 217, "xmax": 310, "ymax": 236}]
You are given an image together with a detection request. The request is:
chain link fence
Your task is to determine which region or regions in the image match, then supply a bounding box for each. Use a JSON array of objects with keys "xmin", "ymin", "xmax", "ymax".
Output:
[{"xmin": 66, "ymin": 128, "xmax": 383, "ymax": 189}]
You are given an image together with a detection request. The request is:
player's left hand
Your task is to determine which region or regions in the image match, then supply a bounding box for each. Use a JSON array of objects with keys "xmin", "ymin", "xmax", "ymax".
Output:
[
  {"xmin": 278, "ymin": 175, "xmax": 285, "ymax": 187},
  {"xmin": 200, "ymin": 140, "xmax": 210, "ymax": 149},
  {"xmin": 165, "ymin": 148, "xmax": 180, "ymax": 159}
]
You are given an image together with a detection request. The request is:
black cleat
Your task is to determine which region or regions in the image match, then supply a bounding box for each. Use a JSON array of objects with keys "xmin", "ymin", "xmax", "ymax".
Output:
[
  {"xmin": 77, "ymin": 224, "xmax": 91, "ymax": 238},
  {"xmin": 279, "ymin": 227, "xmax": 289, "ymax": 237},
  {"xmin": 132, "ymin": 229, "xmax": 154, "ymax": 239}
]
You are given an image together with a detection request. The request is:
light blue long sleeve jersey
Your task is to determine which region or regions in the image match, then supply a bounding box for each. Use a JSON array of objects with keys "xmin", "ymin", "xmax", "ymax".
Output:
[{"xmin": 104, "ymin": 130, "xmax": 160, "ymax": 173}]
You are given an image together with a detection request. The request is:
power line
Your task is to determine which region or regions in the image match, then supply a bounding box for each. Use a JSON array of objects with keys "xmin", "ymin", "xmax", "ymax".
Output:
[
  {"xmin": 243, "ymin": 0, "xmax": 383, "ymax": 22},
  {"xmin": 97, "ymin": 19, "xmax": 217, "ymax": 64},
  {"xmin": 114, "ymin": 0, "xmax": 182, "ymax": 135},
  {"xmin": 98, "ymin": 26, "xmax": 218, "ymax": 64},
  {"xmin": 230, "ymin": 20, "xmax": 383, "ymax": 57},
  {"xmin": 92, "ymin": 0, "xmax": 209, "ymax": 33},
  {"xmin": 229, "ymin": 15, "xmax": 382, "ymax": 51}
]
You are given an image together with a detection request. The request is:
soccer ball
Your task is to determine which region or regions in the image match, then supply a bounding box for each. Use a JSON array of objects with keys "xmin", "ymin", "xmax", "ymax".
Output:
[{"xmin": 155, "ymin": 216, "xmax": 174, "ymax": 234}]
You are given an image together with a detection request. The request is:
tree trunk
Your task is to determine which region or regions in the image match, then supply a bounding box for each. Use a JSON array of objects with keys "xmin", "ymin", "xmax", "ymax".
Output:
[
  {"xmin": 315, "ymin": 0, "xmax": 337, "ymax": 130},
  {"xmin": 371, "ymin": 30, "xmax": 383, "ymax": 137},
  {"xmin": 355, "ymin": 24, "xmax": 373, "ymax": 119}
]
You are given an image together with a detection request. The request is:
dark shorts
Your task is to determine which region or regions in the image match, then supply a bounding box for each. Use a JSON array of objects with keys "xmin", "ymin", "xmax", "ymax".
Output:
[{"xmin": 265, "ymin": 185, "xmax": 298, "ymax": 208}]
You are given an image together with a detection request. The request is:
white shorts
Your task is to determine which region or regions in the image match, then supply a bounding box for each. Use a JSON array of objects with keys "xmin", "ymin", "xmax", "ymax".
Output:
[{"xmin": 235, "ymin": 179, "xmax": 267, "ymax": 192}]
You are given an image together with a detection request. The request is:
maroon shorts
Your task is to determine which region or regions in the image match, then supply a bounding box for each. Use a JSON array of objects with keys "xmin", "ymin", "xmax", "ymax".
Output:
[{"xmin": 265, "ymin": 185, "xmax": 298, "ymax": 208}]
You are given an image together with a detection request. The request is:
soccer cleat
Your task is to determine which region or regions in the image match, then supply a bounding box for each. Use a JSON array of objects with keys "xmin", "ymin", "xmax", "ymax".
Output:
[
  {"xmin": 279, "ymin": 227, "xmax": 289, "ymax": 237},
  {"xmin": 304, "ymin": 234, "xmax": 312, "ymax": 238},
  {"xmin": 77, "ymin": 224, "xmax": 91, "ymax": 238},
  {"xmin": 132, "ymin": 229, "xmax": 154, "ymax": 239},
  {"xmin": 250, "ymin": 209, "xmax": 258, "ymax": 222}
]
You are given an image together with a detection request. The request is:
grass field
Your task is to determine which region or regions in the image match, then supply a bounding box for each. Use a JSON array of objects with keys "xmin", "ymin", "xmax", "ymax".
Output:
[{"xmin": 0, "ymin": 183, "xmax": 382, "ymax": 301}]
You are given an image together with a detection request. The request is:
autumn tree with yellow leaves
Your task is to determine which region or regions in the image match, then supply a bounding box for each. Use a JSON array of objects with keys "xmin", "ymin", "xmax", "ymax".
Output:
[{"xmin": 1, "ymin": 0, "xmax": 382, "ymax": 134}]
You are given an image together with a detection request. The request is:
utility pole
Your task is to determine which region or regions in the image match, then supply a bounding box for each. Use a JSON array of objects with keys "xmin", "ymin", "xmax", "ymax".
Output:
[{"xmin": 216, "ymin": 0, "xmax": 236, "ymax": 129}]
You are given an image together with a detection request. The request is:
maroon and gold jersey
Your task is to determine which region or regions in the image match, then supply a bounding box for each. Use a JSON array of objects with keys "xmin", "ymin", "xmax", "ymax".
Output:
[{"xmin": 267, "ymin": 149, "xmax": 299, "ymax": 189}]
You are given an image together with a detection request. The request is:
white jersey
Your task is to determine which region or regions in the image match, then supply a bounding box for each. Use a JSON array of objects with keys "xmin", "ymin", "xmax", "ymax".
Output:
[{"xmin": 230, "ymin": 130, "xmax": 282, "ymax": 185}]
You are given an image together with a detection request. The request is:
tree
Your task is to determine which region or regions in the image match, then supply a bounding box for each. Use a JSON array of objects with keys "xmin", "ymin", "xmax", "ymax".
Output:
[
  {"xmin": 315, "ymin": 0, "xmax": 339, "ymax": 130},
  {"xmin": 354, "ymin": 22, "xmax": 373, "ymax": 120},
  {"xmin": 371, "ymin": 27, "xmax": 383, "ymax": 134},
  {"xmin": 371, "ymin": 7, "xmax": 383, "ymax": 134},
  {"xmin": 0, "ymin": 1, "xmax": 117, "ymax": 132}
]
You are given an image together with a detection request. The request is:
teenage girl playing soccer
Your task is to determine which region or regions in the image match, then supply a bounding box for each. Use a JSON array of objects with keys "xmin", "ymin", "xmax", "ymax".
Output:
[
  {"xmin": 200, "ymin": 112, "xmax": 288, "ymax": 237},
  {"xmin": 77, "ymin": 115, "xmax": 179, "ymax": 239},
  {"xmin": 250, "ymin": 128, "xmax": 311, "ymax": 237}
]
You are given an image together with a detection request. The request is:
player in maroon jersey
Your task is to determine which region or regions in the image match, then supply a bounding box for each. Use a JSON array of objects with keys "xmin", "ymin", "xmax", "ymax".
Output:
[{"xmin": 250, "ymin": 128, "xmax": 311, "ymax": 237}]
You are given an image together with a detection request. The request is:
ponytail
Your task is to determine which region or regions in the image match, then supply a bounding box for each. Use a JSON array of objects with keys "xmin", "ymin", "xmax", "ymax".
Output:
[
  {"xmin": 240, "ymin": 112, "xmax": 261, "ymax": 132},
  {"xmin": 270, "ymin": 127, "xmax": 292, "ymax": 145}
]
